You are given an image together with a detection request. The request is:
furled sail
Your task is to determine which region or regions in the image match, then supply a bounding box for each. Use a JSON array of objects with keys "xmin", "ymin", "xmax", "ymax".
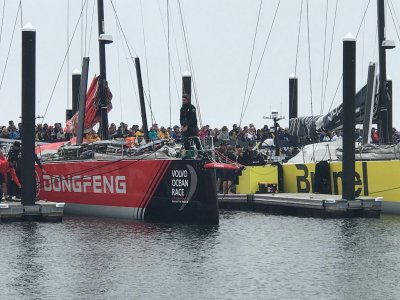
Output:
[
  {"xmin": 289, "ymin": 85, "xmax": 378, "ymax": 138},
  {"xmin": 65, "ymin": 75, "xmax": 113, "ymax": 134}
]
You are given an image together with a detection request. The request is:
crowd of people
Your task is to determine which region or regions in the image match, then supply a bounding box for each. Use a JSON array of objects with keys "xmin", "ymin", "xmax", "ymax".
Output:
[{"xmin": 2, "ymin": 92, "xmax": 400, "ymax": 196}]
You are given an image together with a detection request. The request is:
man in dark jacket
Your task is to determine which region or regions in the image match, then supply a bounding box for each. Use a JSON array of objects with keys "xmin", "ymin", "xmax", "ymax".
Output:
[
  {"xmin": 180, "ymin": 94, "xmax": 201, "ymax": 151},
  {"xmin": 242, "ymin": 141, "xmax": 265, "ymax": 166}
]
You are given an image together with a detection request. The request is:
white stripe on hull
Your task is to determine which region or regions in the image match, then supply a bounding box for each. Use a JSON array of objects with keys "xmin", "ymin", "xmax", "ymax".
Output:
[{"xmin": 64, "ymin": 203, "xmax": 146, "ymax": 220}]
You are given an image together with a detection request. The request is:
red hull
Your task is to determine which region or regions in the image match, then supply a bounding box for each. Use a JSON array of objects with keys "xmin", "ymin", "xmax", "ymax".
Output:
[{"xmin": 36, "ymin": 159, "xmax": 219, "ymax": 224}]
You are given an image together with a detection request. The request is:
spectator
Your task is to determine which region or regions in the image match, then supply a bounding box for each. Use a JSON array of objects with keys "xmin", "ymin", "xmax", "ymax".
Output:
[
  {"xmin": 218, "ymin": 126, "xmax": 230, "ymax": 142},
  {"xmin": 158, "ymin": 126, "xmax": 170, "ymax": 139},
  {"xmin": 108, "ymin": 123, "xmax": 118, "ymax": 139},
  {"xmin": 148, "ymin": 127, "xmax": 158, "ymax": 140},
  {"xmin": 242, "ymin": 141, "xmax": 265, "ymax": 166},
  {"xmin": 371, "ymin": 127, "xmax": 379, "ymax": 143}
]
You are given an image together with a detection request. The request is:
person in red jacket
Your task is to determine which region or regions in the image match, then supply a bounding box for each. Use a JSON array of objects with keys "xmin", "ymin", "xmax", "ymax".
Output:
[{"xmin": 0, "ymin": 154, "xmax": 21, "ymax": 201}]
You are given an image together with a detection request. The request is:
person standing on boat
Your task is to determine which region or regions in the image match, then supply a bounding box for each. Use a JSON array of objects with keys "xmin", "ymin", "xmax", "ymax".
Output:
[{"xmin": 180, "ymin": 93, "xmax": 201, "ymax": 151}]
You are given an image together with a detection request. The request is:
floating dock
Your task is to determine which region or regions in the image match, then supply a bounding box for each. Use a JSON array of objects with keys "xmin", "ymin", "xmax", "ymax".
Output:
[
  {"xmin": 218, "ymin": 193, "xmax": 382, "ymax": 218},
  {"xmin": 0, "ymin": 200, "xmax": 65, "ymax": 222}
]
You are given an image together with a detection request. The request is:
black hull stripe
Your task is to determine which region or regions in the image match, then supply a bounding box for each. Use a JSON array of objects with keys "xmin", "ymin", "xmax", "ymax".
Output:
[
  {"xmin": 137, "ymin": 161, "xmax": 168, "ymax": 220},
  {"xmin": 140, "ymin": 160, "xmax": 171, "ymax": 220}
]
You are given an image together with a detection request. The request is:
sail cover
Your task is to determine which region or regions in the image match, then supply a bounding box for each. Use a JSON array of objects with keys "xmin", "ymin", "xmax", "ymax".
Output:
[
  {"xmin": 65, "ymin": 76, "xmax": 113, "ymax": 134},
  {"xmin": 289, "ymin": 84, "xmax": 378, "ymax": 137}
]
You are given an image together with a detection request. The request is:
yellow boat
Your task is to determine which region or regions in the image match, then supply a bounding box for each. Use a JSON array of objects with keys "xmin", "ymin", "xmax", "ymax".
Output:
[{"xmin": 236, "ymin": 161, "xmax": 400, "ymax": 214}]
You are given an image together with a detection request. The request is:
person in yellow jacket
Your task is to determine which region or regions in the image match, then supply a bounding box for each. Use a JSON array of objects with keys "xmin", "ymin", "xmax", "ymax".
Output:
[{"xmin": 158, "ymin": 126, "xmax": 170, "ymax": 139}]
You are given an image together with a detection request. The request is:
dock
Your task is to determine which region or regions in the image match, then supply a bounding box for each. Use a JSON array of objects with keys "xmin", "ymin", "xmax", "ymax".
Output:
[
  {"xmin": 0, "ymin": 200, "xmax": 65, "ymax": 222},
  {"xmin": 218, "ymin": 193, "xmax": 382, "ymax": 218}
]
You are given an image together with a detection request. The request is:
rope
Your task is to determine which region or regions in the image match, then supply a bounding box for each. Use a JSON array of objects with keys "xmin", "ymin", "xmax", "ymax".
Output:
[
  {"xmin": 157, "ymin": 0, "xmax": 181, "ymax": 110},
  {"xmin": 319, "ymin": 0, "xmax": 329, "ymax": 115},
  {"xmin": 294, "ymin": 0, "xmax": 304, "ymax": 75},
  {"xmin": 388, "ymin": 0, "xmax": 400, "ymax": 42},
  {"xmin": 241, "ymin": 0, "xmax": 281, "ymax": 126},
  {"xmin": 167, "ymin": 0, "xmax": 172, "ymax": 128},
  {"xmin": 0, "ymin": 3, "xmax": 21, "ymax": 92},
  {"xmin": 140, "ymin": 0, "xmax": 156, "ymax": 124},
  {"xmin": 0, "ymin": 0, "xmax": 5, "ymax": 47},
  {"xmin": 239, "ymin": 0, "xmax": 263, "ymax": 128},
  {"xmin": 306, "ymin": 0, "xmax": 314, "ymax": 120},
  {"xmin": 321, "ymin": 0, "xmax": 338, "ymax": 114},
  {"xmin": 177, "ymin": 0, "xmax": 203, "ymax": 127},
  {"xmin": 42, "ymin": 0, "xmax": 88, "ymax": 122}
]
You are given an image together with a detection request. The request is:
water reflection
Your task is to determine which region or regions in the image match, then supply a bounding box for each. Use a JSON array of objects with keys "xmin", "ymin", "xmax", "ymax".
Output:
[{"xmin": 1, "ymin": 214, "xmax": 400, "ymax": 299}]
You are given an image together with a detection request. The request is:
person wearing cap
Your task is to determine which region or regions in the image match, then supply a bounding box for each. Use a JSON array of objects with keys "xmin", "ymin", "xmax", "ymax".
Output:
[
  {"xmin": 180, "ymin": 93, "xmax": 201, "ymax": 151},
  {"xmin": 171, "ymin": 125, "xmax": 182, "ymax": 142}
]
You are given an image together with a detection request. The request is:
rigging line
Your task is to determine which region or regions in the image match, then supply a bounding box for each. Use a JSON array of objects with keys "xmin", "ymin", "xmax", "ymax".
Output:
[
  {"xmin": 19, "ymin": 0, "xmax": 22, "ymax": 27},
  {"xmin": 156, "ymin": 0, "xmax": 182, "ymax": 108},
  {"xmin": 110, "ymin": 0, "xmax": 158, "ymax": 123},
  {"xmin": 67, "ymin": 0, "xmax": 70, "ymax": 109},
  {"xmin": 319, "ymin": 0, "xmax": 329, "ymax": 116},
  {"xmin": 241, "ymin": 0, "xmax": 281, "ymax": 126},
  {"xmin": 114, "ymin": 8, "xmax": 123, "ymax": 123},
  {"xmin": 327, "ymin": 74, "xmax": 342, "ymax": 113},
  {"xmin": 355, "ymin": 0, "xmax": 371, "ymax": 38},
  {"xmin": 239, "ymin": 0, "xmax": 263, "ymax": 128},
  {"xmin": 88, "ymin": 0, "xmax": 96, "ymax": 55},
  {"xmin": 178, "ymin": 1, "xmax": 203, "ymax": 126},
  {"xmin": 170, "ymin": 13, "xmax": 184, "ymax": 107},
  {"xmin": 177, "ymin": 0, "xmax": 202, "ymax": 126},
  {"xmin": 109, "ymin": 12, "xmax": 141, "ymax": 115},
  {"xmin": 109, "ymin": 0, "xmax": 138, "ymax": 57},
  {"xmin": 0, "ymin": 0, "xmax": 5, "ymax": 47},
  {"xmin": 168, "ymin": 0, "xmax": 172, "ymax": 128},
  {"xmin": 139, "ymin": 0, "xmax": 155, "ymax": 122},
  {"xmin": 0, "ymin": 2, "xmax": 21, "ymax": 92},
  {"xmin": 294, "ymin": 0, "xmax": 304, "ymax": 75},
  {"xmin": 42, "ymin": 0, "xmax": 88, "ymax": 121},
  {"xmin": 321, "ymin": 0, "xmax": 338, "ymax": 114},
  {"xmin": 84, "ymin": 0, "xmax": 88, "ymax": 56},
  {"xmin": 306, "ymin": 0, "xmax": 314, "ymax": 120},
  {"xmin": 81, "ymin": 0, "xmax": 83, "ymax": 59},
  {"xmin": 388, "ymin": 0, "xmax": 400, "ymax": 42},
  {"xmin": 171, "ymin": 2, "xmax": 183, "ymax": 77},
  {"xmin": 389, "ymin": 0, "xmax": 400, "ymax": 39},
  {"xmin": 358, "ymin": 0, "xmax": 367, "ymax": 127},
  {"xmin": 325, "ymin": 0, "xmax": 371, "ymax": 115}
]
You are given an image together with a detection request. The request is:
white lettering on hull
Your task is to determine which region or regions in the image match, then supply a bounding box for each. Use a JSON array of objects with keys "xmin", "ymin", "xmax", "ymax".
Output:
[{"xmin": 42, "ymin": 174, "xmax": 127, "ymax": 194}]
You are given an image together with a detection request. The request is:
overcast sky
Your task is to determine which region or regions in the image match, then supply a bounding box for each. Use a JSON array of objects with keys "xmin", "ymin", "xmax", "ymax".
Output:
[{"xmin": 1, "ymin": 0, "xmax": 400, "ymax": 131}]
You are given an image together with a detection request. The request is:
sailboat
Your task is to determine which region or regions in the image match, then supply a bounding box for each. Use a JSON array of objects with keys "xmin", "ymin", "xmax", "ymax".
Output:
[
  {"xmin": 32, "ymin": 1, "xmax": 224, "ymax": 224},
  {"xmin": 236, "ymin": 0, "xmax": 400, "ymax": 214}
]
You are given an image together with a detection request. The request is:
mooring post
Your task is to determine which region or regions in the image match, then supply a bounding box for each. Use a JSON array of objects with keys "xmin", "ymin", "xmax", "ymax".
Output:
[
  {"xmin": 342, "ymin": 33, "xmax": 356, "ymax": 201},
  {"xmin": 21, "ymin": 23, "xmax": 36, "ymax": 207},
  {"xmin": 182, "ymin": 72, "xmax": 192, "ymax": 100}
]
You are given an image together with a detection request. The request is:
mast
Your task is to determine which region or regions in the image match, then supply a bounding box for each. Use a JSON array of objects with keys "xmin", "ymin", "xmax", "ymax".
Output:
[
  {"xmin": 377, "ymin": 0, "xmax": 395, "ymax": 143},
  {"xmin": 97, "ymin": 0, "xmax": 112, "ymax": 140}
]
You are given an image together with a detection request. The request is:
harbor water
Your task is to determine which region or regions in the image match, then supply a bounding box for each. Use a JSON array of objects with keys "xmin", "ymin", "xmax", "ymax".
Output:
[{"xmin": 1, "ymin": 211, "xmax": 400, "ymax": 299}]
